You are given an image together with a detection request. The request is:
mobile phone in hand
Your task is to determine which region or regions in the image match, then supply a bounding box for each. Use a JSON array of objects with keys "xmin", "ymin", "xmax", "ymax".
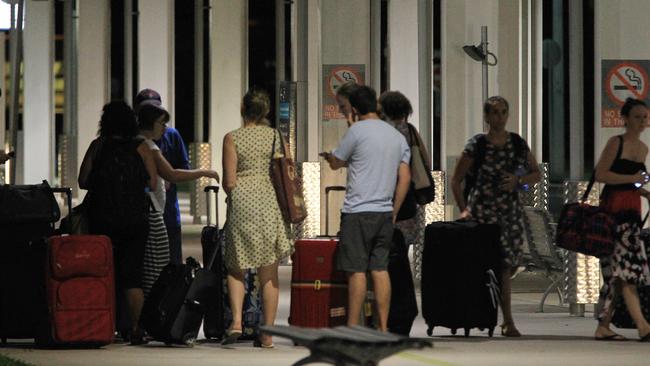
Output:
[{"xmin": 7, "ymin": 151, "xmax": 15, "ymax": 158}]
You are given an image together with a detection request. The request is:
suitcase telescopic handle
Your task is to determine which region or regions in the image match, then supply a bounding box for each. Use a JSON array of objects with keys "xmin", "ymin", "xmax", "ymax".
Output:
[
  {"xmin": 324, "ymin": 185, "xmax": 346, "ymax": 237},
  {"xmin": 51, "ymin": 187, "xmax": 72, "ymax": 217},
  {"xmin": 204, "ymin": 185, "xmax": 220, "ymax": 228}
]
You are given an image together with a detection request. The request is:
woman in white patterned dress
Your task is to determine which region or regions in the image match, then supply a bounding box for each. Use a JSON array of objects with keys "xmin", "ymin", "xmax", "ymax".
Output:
[{"xmin": 221, "ymin": 89, "xmax": 294, "ymax": 348}]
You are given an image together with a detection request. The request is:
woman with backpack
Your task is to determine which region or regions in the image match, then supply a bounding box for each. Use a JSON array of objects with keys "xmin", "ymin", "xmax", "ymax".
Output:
[
  {"xmin": 78, "ymin": 101, "xmax": 158, "ymax": 345},
  {"xmin": 450, "ymin": 96, "xmax": 541, "ymax": 337}
]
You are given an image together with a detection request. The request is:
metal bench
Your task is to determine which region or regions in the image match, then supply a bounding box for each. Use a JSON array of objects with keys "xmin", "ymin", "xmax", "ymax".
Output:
[
  {"xmin": 521, "ymin": 206, "xmax": 565, "ymax": 312},
  {"xmin": 260, "ymin": 325, "xmax": 432, "ymax": 366}
]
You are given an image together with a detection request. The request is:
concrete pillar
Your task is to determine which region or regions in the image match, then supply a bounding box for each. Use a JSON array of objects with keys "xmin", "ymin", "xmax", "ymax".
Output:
[
  {"xmin": 77, "ymin": 0, "xmax": 109, "ymax": 192},
  {"xmin": 138, "ymin": 0, "xmax": 174, "ymax": 117},
  {"xmin": 23, "ymin": 0, "xmax": 54, "ymax": 184},
  {"xmin": 497, "ymin": 0, "xmax": 521, "ymax": 136},
  {"xmin": 320, "ymin": 0, "xmax": 370, "ymax": 234},
  {"xmin": 209, "ymin": 0, "xmax": 247, "ymax": 225},
  {"xmin": 388, "ymin": 0, "xmax": 419, "ymax": 125},
  {"xmin": 568, "ymin": 0, "xmax": 584, "ymax": 179},
  {"xmin": 594, "ymin": 0, "xmax": 650, "ymax": 157}
]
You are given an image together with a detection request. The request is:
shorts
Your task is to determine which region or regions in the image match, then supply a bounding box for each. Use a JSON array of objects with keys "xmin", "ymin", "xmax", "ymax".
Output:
[{"xmin": 336, "ymin": 211, "xmax": 393, "ymax": 272}]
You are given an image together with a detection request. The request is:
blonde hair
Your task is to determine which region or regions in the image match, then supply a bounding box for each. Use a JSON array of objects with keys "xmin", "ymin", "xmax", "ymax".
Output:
[{"xmin": 241, "ymin": 89, "xmax": 270, "ymax": 123}]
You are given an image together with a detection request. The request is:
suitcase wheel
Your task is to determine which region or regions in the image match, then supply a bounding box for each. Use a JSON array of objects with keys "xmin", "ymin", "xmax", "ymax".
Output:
[
  {"xmin": 182, "ymin": 334, "xmax": 196, "ymax": 347},
  {"xmin": 450, "ymin": 328, "xmax": 457, "ymax": 336},
  {"xmin": 464, "ymin": 328, "xmax": 470, "ymax": 337},
  {"xmin": 426, "ymin": 327, "xmax": 433, "ymax": 337},
  {"xmin": 488, "ymin": 327, "xmax": 494, "ymax": 337}
]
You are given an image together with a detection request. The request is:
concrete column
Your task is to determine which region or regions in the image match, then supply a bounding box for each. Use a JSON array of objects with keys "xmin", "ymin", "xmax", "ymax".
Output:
[
  {"xmin": 594, "ymin": 0, "xmax": 650, "ymax": 157},
  {"xmin": 138, "ymin": 0, "xmax": 174, "ymax": 117},
  {"xmin": 209, "ymin": 0, "xmax": 247, "ymax": 225},
  {"xmin": 569, "ymin": 0, "xmax": 584, "ymax": 179},
  {"xmin": 293, "ymin": 0, "xmax": 320, "ymax": 163},
  {"xmin": 320, "ymin": 0, "xmax": 370, "ymax": 233},
  {"xmin": 388, "ymin": 0, "xmax": 419, "ymax": 126},
  {"xmin": 77, "ymin": 0, "xmax": 109, "ymax": 191},
  {"xmin": 23, "ymin": 0, "xmax": 54, "ymax": 184},
  {"xmin": 497, "ymin": 0, "xmax": 521, "ymax": 136}
]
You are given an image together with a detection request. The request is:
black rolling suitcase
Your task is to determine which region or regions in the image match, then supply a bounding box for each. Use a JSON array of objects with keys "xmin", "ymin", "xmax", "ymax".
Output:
[
  {"xmin": 0, "ymin": 181, "xmax": 62, "ymax": 343},
  {"xmin": 201, "ymin": 185, "xmax": 225, "ymax": 340},
  {"xmin": 140, "ymin": 188, "xmax": 222, "ymax": 347},
  {"xmin": 422, "ymin": 220, "xmax": 502, "ymax": 337},
  {"xmin": 387, "ymin": 229, "xmax": 418, "ymax": 336}
]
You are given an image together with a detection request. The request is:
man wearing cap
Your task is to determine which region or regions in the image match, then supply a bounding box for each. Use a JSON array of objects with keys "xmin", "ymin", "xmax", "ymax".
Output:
[{"xmin": 134, "ymin": 89, "xmax": 190, "ymax": 265}]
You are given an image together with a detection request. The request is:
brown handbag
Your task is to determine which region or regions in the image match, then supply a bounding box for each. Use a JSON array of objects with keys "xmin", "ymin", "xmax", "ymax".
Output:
[{"xmin": 269, "ymin": 130, "xmax": 308, "ymax": 224}]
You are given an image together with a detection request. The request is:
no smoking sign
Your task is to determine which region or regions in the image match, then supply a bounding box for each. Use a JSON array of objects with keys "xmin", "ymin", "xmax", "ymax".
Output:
[
  {"xmin": 601, "ymin": 60, "xmax": 650, "ymax": 127},
  {"xmin": 326, "ymin": 66, "xmax": 363, "ymax": 100},
  {"xmin": 605, "ymin": 62, "xmax": 649, "ymax": 105},
  {"xmin": 322, "ymin": 64, "xmax": 365, "ymax": 121}
]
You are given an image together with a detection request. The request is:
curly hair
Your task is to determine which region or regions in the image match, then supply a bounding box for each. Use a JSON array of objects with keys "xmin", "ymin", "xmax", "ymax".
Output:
[
  {"xmin": 98, "ymin": 100, "xmax": 139, "ymax": 138},
  {"xmin": 378, "ymin": 91, "xmax": 413, "ymax": 121}
]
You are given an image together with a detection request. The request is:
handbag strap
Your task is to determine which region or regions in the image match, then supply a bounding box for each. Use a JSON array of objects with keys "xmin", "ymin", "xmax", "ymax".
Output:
[{"xmin": 581, "ymin": 136, "xmax": 624, "ymax": 202}]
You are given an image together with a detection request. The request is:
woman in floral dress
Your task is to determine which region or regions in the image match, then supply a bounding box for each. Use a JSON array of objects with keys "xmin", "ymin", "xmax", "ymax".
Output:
[
  {"xmin": 451, "ymin": 96, "xmax": 541, "ymax": 337},
  {"xmin": 593, "ymin": 97, "xmax": 650, "ymax": 342}
]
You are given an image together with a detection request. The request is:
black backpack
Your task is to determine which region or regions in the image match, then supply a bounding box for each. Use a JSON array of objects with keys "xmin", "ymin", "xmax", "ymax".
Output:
[
  {"xmin": 462, "ymin": 133, "xmax": 527, "ymax": 202},
  {"xmin": 88, "ymin": 137, "xmax": 150, "ymax": 229}
]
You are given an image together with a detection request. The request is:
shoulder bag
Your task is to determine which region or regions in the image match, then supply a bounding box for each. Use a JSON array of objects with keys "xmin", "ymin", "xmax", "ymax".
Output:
[
  {"xmin": 269, "ymin": 130, "xmax": 308, "ymax": 224},
  {"xmin": 406, "ymin": 123, "xmax": 435, "ymax": 205}
]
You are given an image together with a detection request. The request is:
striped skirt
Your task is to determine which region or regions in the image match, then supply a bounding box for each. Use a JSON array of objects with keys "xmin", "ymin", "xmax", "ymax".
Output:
[{"xmin": 142, "ymin": 209, "xmax": 171, "ymax": 297}]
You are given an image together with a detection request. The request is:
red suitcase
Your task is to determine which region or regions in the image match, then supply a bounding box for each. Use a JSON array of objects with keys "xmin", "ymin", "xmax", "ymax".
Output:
[
  {"xmin": 289, "ymin": 186, "xmax": 349, "ymax": 328},
  {"xmin": 43, "ymin": 234, "xmax": 115, "ymax": 346}
]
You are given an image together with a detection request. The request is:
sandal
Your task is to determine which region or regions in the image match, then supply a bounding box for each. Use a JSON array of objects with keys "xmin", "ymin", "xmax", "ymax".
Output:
[
  {"xmin": 221, "ymin": 328, "xmax": 243, "ymax": 345},
  {"xmin": 500, "ymin": 323, "xmax": 522, "ymax": 337},
  {"xmin": 640, "ymin": 332, "xmax": 650, "ymax": 342},
  {"xmin": 129, "ymin": 328, "xmax": 149, "ymax": 346},
  {"xmin": 254, "ymin": 334, "xmax": 274, "ymax": 348},
  {"xmin": 595, "ymin": 333, "xmax": 627, "ymax": 341}
]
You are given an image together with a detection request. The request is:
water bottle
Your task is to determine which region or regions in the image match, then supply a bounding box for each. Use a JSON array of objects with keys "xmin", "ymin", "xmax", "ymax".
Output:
[{"xmin": 515, "ymin": 165, "xmax": 529, "ymax": 192}]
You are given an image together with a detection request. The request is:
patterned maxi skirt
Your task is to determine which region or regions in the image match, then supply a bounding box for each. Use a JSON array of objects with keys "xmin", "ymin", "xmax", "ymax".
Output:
[
  {"xmin": 142, "ymin": 209, "xmax": 171, "ymax": 297},
  {"xmin": 597, "ymin": 190, "xmax": 650, "ymax": 321}
]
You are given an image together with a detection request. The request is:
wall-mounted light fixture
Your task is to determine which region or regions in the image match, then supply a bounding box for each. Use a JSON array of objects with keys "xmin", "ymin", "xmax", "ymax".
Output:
[{"xmin": 462, "ymin": 26, "xmax": 498, "ymax": 104}]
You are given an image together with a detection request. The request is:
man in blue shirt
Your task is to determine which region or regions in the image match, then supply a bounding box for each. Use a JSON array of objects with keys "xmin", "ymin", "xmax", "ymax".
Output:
[
  {"xmin": 323, "ymin": 85, "xmax": 411, "ymax": 331},
  {"xmin": 134, "ymin": 89, "xmax": 190, "ymax": 265}
]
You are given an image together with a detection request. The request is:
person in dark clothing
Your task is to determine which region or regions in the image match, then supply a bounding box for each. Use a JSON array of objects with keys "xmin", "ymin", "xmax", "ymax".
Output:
[
  {"xmin": 134, "ymin": 88, "xmax": 191, "ymax": 265},
  {"xmin": 78, "ymin": 100, "xmax": 157, "ymax": 345}
]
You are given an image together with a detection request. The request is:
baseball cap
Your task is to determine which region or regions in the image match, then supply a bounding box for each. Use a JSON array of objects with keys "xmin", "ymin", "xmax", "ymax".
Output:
[{"xmin": 134, "ymin": 88, "xmax": 162, "ymax": 112}]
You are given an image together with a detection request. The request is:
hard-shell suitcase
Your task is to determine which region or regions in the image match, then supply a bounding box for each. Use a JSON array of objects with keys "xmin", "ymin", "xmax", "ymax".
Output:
[
  {"xmin": 0, "ymin": 182, "xmax": 61, "ymax": 342},
  {"xmin": 422, "ymin": 220, "xmax": 502, "ymax": 337},
  {"xmin": 387, "ymin": 229, "xmax": 418, "ymax": 336},
  {"xmin": 42, "ymin": 233, "xmax": 115, "ymax": 346},
  {"xmin": 289, "ymin": 186, "xmax": 348, "ymax": 328},
  {"xmin": 141, "ymin": 187, "xmax": 221, "ymax": 347}
]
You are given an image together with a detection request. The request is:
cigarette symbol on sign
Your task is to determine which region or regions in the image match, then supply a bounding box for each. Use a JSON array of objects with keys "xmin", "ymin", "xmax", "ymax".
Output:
[{"xmin": 614, "ymin": 68, "xmax": 642, "ymax": 90}]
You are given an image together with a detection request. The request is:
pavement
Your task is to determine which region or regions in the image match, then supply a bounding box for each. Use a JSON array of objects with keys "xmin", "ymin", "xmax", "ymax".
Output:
[{"xmin": 3, "ymin": 208, "xmax": 650, "ymax": 365}]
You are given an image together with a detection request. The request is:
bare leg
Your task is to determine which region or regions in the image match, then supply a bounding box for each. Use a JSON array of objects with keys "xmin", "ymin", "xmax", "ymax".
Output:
[
  {"xmin": 370, "ymin": 270, "xmax": 391, "ymax": 332},
  {"xmin": 347, "ymin": 272, "xmax": 367, "ymax": 327},
  {"xmin": 226, "ymin": 269, "xmax": 246, "ymax": 332},
  {"xmin": 621, "ymin": 283, "xmax": 650, "ymax": 338},
  {"xmin": 126, "ymin": 288, "xmax": 144, "ymax": 332},
  {"xmin": 594, "ymin": 281, "xmax": 627, "ymax": 340},
  {"xmin": 500, "ymin": 266, "xmax": 521, "ymax": 336},
  {"xmin": 257, "ymin": 262, "xmax": 280, "ymax": 346}
]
